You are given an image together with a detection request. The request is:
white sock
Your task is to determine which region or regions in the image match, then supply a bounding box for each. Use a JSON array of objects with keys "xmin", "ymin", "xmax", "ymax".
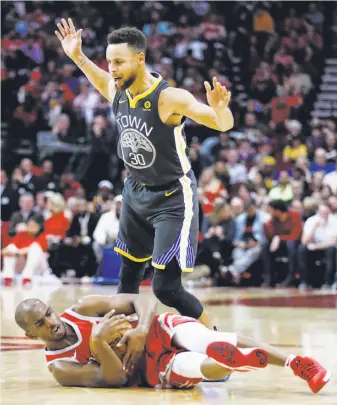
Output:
[
  {"xmin": 285, "ymin": 354, "xmax": 296, "ymax": 367},
  {"xmin": 172, "ymin": 352, "xmax": 208, "ymax": 379},
  {"xmin": 172, "ymin": 322, "xmax": 237, "ymax": 353}
]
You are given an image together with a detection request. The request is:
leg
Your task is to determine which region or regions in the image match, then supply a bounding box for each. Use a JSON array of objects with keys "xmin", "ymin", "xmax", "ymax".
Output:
[
  {"xmin": 2, "ymin": 244, "xmax": 19, "ymax": 279},
  {"xmin": 21, "ymin": 242, "xmax": 49, "ymax": 279},
  {"xmin": 170, "ymin": 352, "xmax": 231, "ymax": 385},
  {"xmin": 324, "ymin": 246, "xmax": 336, "ymax": 286},
  {"xmin": 178, "ymin": 324, "xmax": 330, "ymax": 392},
  {"xmin": 232, "ymin": 246, "xmax": 262, "ymax": 275},
  {"xmin": 284, "ymin": 240, "xmax": 298, "ymax": 283},
  {"xmin": 151, "ymin": 174, "xmax": 211, "ymax": 327},
  {"xmin": 262, "ymin": 242, "xmax": 274, "ymax": 286},
  {"xmin": 173, "ymin": 322, "xmax": 287, "ymax": 367},
  {"xmin": 118, "ymin": 256, "xmax": 147, "ymax": 293},
  {"xmin": 298, "ymin": 244, "xmax": 312, "ymax": 285},
  {"xmin": 114, "ymin": 199, "xmax": 154, "ymax": 293},
  {"xmin": 152, "ymin": 258, "xmax": 209, "ymax": 326}
]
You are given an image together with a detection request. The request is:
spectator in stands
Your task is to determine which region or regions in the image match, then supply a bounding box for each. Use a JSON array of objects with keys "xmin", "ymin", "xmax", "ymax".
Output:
[
  {"xmin": 299, "ymin": 204, "xmax": 337, "ymax": 290},
  {"xmin": 230, "ymin": 199, "xmax": 265, "ymax": 284},
  {"xmin": 10, "ymin": 167, "xmax": 28, "ymax": 195},
  {"xmin": 59, "ymin": 173, "xmax": 83, "ymax": 200},
  {"xmin": 263, "ymin": 200, "xmax": 302, "ymax": 286},
  {"xmin": 307, "ymin": 127, "xmax": 325, "ymax": 157},
  {"xmin": 199, "ymin": 167, "xmax": 227, "ymax": 216},
  {"xmin": 309, "ymin": 148, "xmax": 335, "ymax": 174},
  {"xmin": 308, "ymin": 171, "xmax": 324, "ymax": 196},
  {"xmin": 92, "ymin": 180, "xmax": 114, "ymax": 213},
  {"xmin": 19, "ymin": 158, "xmax": 40, "ymax": 193},
  {"xmin": 288, "ymin": 63, "xmax": 313, "ymax": 96},
  {"xmin": 268, "ymin": 171, "xmax": 294, "ymax": 203},
  {"xmin": 93, "ymin": 194, "xmax": 122, "ymax": 262},
  {"xmin": 283, "ymin": 137, "xmax": 307, "ymax": 163},
  {"xmin": 329, "ymin": 196, "xmax": 337, "ymax": 215},
  {"xmin": 52, "ymin": 113, "xmax": 75, "ymax": 144},
  {"xmin": 1, "ymin": 169, "xmax": 19, "ymax": 222},
  {"xmin": 1, "ymin": 217, "xmax": 49, "ymax": 286},
  {"xmin": 302, "ymin": 197, "xmax": 317, "ymax": 221},
  {"xmin": 85, "ymin": 115, "xmax": 113, "ymax": 193},
  {"xmin": 62, "ymin": 198, "xmax": 99, "ymax": 283},
  {"xmin": 226, "ymin": 149, "xmax": 247, "ymax": 185},
  {"xmin": 43, "ymin": 193, "xmax": 71, "ymax": 247},
  {"xmin": 8, "ymin": 193, "xmax": 44, "ymax": 237},
  {"xmin": 197, "ymin": 200, "xmax": 235, "ymax": 284},
  {"xmin": 230, "ymin": 197, "xmax": 244, "ymax": 217},
  {"xmin": 324, "ymin": 129, "xmax": 337, "ymax": 162},
  {"xmin": 34, "ymin": 191, "xmax": 49, "ymax": 218},
  {"xmin": 36, "ymin": 160, "xmax": 60, "ymax": 192}
]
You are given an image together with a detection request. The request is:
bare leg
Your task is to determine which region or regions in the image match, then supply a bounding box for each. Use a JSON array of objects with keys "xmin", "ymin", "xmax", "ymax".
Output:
[
  {"xmin": 237, "ymin": 335, "xmax": 288, "ymax": 367},
  {"xmin": 173, "ymin": 323, "xmax": 291, "ymax": 368},
  {"xmin": 198, "ymin": 310, "xmax": 212, "ymax": 329}
]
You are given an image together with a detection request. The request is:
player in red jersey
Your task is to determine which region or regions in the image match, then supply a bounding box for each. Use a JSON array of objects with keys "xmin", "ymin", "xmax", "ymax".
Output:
[{"xmin": 15, "ymin": 295, "xmax": 331, "ymax": 393}]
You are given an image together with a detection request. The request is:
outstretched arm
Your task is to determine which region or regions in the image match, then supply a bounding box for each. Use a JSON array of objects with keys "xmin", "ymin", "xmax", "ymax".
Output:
[
  {"xmin": 73, "ymin": 294, "xmax": 157, "ymax": 326},
  {"xmin": 55, "ymin": 18, "xmax": 115, "ymax": 103},
  {"xmin": 162, "ymin": 77, "xmax": 234, "ymax": 132}
]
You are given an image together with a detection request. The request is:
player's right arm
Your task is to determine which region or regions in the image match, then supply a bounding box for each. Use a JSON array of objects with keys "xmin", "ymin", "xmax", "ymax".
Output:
[
  {"xmin": 55, "ymin": 18, "xmax": 115, "ymax": 103},
  {"xmin": 49, "ymin": 313, "xmax": 129, "ymax": 388}
]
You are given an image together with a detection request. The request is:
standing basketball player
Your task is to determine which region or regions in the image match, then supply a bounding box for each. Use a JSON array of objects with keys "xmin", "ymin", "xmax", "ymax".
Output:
[{"xmin": 55, "ymin": 19, "xmax": 233, "ymax": 328}]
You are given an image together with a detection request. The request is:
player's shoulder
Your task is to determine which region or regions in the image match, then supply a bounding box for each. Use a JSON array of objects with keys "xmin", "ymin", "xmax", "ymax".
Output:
[{"xmin": 159, "ymin": 86, "xmax": 193, "ymax": 106}]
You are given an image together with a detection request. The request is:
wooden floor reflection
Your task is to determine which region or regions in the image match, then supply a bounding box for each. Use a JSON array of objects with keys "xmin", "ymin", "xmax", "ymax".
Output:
[{"xmin": 1, "ymin": 284, "xmax": 336, "ymax": 405}]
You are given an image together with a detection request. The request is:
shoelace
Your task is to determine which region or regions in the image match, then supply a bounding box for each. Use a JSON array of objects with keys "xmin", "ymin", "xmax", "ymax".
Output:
[{"xmin": 299, "ymin": 359, "xmax": 320, "ymax": 381}]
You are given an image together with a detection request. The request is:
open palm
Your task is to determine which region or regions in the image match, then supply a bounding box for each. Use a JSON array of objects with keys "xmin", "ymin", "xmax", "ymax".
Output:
[
  {"xmin": 55, "ymin": 18, "xmax": 83, "ymax": 60},
  {"xmin": 204, "ymin": 77, "xmax": 231, "ymax": 110}
]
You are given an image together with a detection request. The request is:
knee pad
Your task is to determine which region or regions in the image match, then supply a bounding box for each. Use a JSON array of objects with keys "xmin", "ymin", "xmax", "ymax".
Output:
[
  {"xmin": 152, "ymin": 278, "xmax": 182, "ymax": 307},
  {"xmin": 117, "ymin": 257, "xmax": 146, "ymax": 294}
]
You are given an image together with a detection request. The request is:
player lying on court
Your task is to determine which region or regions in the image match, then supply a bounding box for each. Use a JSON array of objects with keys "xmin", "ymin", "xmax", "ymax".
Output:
[{"xmin": 15, "ymin": 295, "xmax": 330, "ymax": 393}]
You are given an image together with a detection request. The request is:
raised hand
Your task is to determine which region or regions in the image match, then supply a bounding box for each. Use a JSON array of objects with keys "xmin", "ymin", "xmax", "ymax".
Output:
[
  {"xmin": 204, "ymin": 77, "xmax": 231, "ymax": 110},
  {"xmin": 55, "ymin": 18, "xmax": 83, "ymax": 61}
]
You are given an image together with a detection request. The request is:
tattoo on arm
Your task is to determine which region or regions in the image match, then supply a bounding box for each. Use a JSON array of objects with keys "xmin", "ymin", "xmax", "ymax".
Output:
[{"xmin": 77, "ymin": 57, "xmax": 87, "ymax": 69}]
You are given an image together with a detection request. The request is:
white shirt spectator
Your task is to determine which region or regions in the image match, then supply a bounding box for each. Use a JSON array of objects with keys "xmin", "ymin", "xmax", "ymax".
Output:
[
  {"xmin": 323, "ymin": 170, "xmax": 337, "ymax": 194},
  {"xmin": 303, "ymin": 214, "xmax": 337, "ymax": 244},
  {"xmin": 227, "ymin": 163, "xmax": 247, "ymax": 184},
  {"xmin": 93, "ymin": 196, "xmax": 122, "ymax": 246}
]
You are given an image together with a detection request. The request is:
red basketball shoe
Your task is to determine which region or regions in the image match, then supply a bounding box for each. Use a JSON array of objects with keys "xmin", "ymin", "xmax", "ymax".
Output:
[
  {"xmin": 3, "ymin": 277, "xmax": 13, "ymax": 287},
  {"xmin": 206, "ymin": 342, "xmax": 268, "ymax": 372},
  {"xmin": 289, "ymin": 355, "xmax": 331, "ymax": 393}
]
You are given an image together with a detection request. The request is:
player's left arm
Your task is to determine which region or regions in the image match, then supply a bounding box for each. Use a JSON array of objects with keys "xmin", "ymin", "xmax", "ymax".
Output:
[
  {"xmin": 73, "ymin": 294, "xmax": 157, "ymax": 331},
  {"xmin": 161, "ymin": 77, "xmax": 234, "ymax": 132}
]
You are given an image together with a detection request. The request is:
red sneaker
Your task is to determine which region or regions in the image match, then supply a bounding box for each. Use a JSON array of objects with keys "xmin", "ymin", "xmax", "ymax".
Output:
[
  {"xmin": 206, "ymin": 342, "xmax": 268, "ymax": 372},
  {"xmin": 22, "ymin": 278, "xmax": 32, "ymax": 286},
  {"xmin": 3, "ymin": 277, "xmax": 13, "ymax": 287},
  {"xmin": 289, "ymin": 356, "xmax": 331, "ymax": 393}
]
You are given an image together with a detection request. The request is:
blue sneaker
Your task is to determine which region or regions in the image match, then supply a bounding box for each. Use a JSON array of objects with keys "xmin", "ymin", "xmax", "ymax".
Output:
[{"xmin": 203, "ymin": 374, "xmax": 231, "ymax": 383}]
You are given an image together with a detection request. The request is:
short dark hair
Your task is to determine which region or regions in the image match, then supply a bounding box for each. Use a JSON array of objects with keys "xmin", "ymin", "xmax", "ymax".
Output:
[
  {"xmin": 269, "ymin": 200, "xmax": 288, "ymax": 213},
  {"xmin": 107, "ymin": 27, "xmax": 147, "ymax": 54}
]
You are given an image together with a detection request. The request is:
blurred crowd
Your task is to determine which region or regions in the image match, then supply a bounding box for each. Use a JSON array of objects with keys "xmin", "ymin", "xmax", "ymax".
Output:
[{"xmin": 1, "ymin": 1, "xmax": 337, "ymax": 289}]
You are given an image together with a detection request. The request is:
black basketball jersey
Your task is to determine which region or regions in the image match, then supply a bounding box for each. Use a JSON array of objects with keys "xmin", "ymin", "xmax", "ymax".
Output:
[{"xmin": 112, "ymin": 73, "xmax": 191, "ymax": 186}]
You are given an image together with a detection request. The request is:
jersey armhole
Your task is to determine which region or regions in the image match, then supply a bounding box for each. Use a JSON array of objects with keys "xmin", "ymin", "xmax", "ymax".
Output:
[
  {"xmin": 112, "ymin": 91, "xmax": 123, "ymax": 115},
  {"xmin": 155, "ymin": 82, "xmax": 183, "ymax": 126}
]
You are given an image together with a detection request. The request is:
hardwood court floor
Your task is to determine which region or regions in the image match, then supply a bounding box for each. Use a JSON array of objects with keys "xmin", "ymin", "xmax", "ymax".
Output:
[{"xmin": 1, "ymin": 285, "xmax": 337, "ymax": 405}]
